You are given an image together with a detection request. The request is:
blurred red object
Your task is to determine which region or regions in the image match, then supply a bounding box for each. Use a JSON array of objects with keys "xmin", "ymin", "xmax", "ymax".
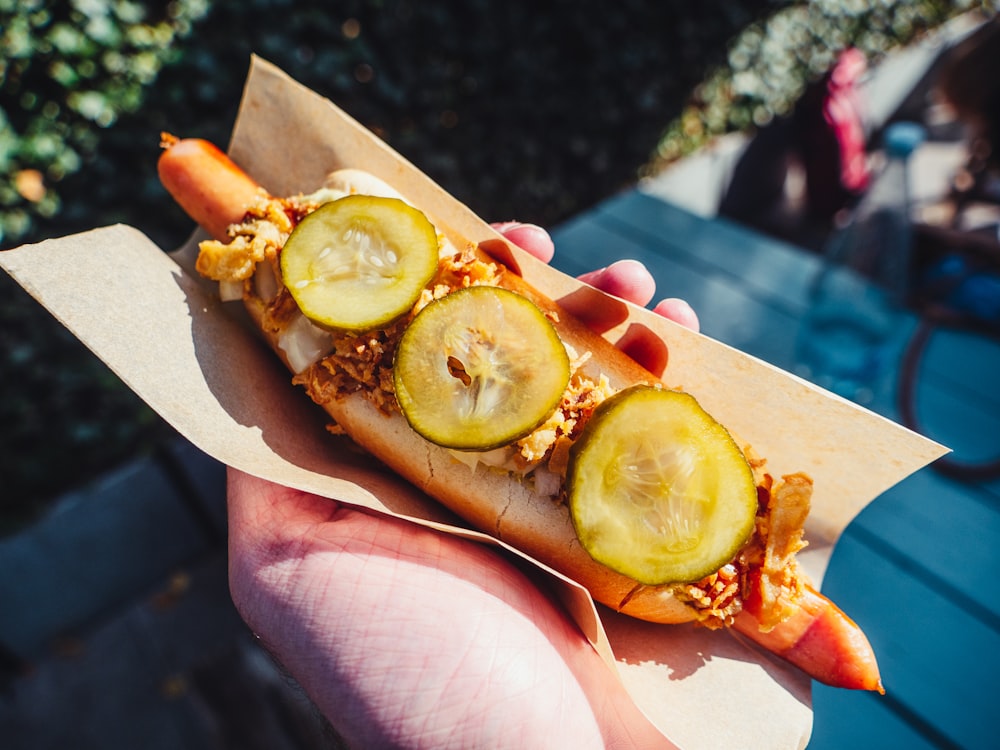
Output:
[{"xmin": 794, "ymin": 47, "xmax": 871, "ymax": 222}]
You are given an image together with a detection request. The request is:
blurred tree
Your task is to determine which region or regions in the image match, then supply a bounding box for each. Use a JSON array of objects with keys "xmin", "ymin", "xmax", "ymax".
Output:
[
  {"xmin": 647, "ymin": 0, "xmax": 993, "ymax": 170},
  {"xmin": 25, "ymin": 0, "xmax": 790, "ymax": 251},
  {"xmin": 0, "ymin": 0, "xmax": 210, "ymax": 246}
]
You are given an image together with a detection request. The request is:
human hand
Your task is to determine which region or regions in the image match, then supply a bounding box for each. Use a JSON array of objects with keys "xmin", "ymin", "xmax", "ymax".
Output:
[
  {"xmin": 492, "ymin": 220, "xmax": 699, "ymax": 338},
  {"xmin": 228, "ymin": 223, "xmax": 696, "ymax": 749}
]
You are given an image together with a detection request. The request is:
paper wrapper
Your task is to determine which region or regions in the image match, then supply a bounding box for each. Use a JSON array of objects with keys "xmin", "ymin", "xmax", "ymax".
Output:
[{"xmin": 2, "ymin": 57, "xmax": 946, "ymax": 749}]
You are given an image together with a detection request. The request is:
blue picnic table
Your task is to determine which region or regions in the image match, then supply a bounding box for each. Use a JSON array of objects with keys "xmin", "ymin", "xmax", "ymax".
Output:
[{"xmin": 551, "ymin": 189, "xmax": 999, "ymax": 750}]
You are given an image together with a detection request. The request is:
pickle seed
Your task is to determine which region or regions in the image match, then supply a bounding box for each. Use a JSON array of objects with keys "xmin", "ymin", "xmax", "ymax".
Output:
[
  {"xmin": 444, "ymin": 324, "xmax": 515, "ymax": 421},
  {"xmin": 610, "ymin": 442, "xmax": 707, "ymax": 553},
  {"xmin": 447, "ymin": 355, "xmax": 472, "ymax": 386}
]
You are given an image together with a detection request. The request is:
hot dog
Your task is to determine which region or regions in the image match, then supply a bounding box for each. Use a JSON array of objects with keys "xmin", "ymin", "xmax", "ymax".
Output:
[{"xmin": 158, "ymin": 134, "xmax": 883, "ymax": 692}]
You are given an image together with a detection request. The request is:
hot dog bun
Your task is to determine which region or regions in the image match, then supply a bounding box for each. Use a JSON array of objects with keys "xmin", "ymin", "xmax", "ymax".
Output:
[{"xmin": 244, "ymin": 167, "xmax": 698, "ymax": 624}]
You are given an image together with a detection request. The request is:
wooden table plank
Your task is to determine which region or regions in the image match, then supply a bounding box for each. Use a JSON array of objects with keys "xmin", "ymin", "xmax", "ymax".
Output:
[
  {"xmin": 822, "ymin": 531, "xmax": 997, "ymax": 750},
  {"xmin": 852, "ymin": 470, "xmax": 1000, "ymax": 627},
  {"xmin": 911, "ymin": 374, "xmax": 1000, "ymax": 473},
  {"xmin": 918, "ymin": 327, "xmax": 1000, "ymax": 404},
  {"xmin": 809, "ymin": 686, "xmax": 946, "ymax": 750},
  {"xmin": 588, "ymin": 192, "xmax": 1000, "ymax": 413},
  {"xmin": 0, "ymin": 551, "xmax": 334, "ymax": 750}
]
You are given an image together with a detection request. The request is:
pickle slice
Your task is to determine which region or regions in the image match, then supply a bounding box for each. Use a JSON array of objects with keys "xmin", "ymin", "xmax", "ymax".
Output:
[
  {"xmin": 393, "ymin": 286, "xmax": 571, "ymax": 451},
  {"xmin": 567, "ymin": 385, "xmax": 756, "ymax": 585},
  {"xmin": 280, "ymin": 195, "xmax": 439, "ymax": 331}
]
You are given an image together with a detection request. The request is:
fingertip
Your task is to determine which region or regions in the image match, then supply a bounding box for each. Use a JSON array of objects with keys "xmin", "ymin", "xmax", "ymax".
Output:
[
  {"xmin": 652, "ymin": 298, "xmax": 700, "ymax": 332},
  {"xmin": 494, "ymin": 222, "xmax": 555, "ymax": 263},
  {"xmin": 578, "ymin": 260, "xmax": 656, "ymax": 307}
]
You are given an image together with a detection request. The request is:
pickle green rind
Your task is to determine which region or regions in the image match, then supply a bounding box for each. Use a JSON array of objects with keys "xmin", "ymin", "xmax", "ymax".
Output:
[
  {"xmin": 394, "ymin": 286, "xmax": 571, "ymax": 451},
  {"xmin": 280, "ymin": 195, "xmax": 440, "ymax": 332},
  {"xmin": 567, "ymin": 385, "xmax": 757, "ymax": 585}
]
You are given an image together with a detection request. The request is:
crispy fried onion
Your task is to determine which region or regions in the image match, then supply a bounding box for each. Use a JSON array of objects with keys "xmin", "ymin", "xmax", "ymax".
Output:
[
  {"xmin": 664, "ymin": 458, "xmax": 811, "ymax": 629},
  {"xmin": 745, "ymin": 472, "xmax": 812, "ymax": 631},
  {"xmin": 196, "ymin": 190, "xmax": 302, "ymax": 282}
]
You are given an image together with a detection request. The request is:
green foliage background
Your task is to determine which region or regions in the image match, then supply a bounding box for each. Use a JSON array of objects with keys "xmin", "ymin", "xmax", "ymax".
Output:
[
  {"xmin": 0, "ymin": 0, "xmax": 992, "ymax": 531},
  {"xmin": 648, "ymin": 0, "xmax": 991, "ymax": 169}
]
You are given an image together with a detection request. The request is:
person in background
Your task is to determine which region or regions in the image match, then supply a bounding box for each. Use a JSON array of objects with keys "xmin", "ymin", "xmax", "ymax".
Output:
[{"xmin": 720, "ymin": 47, "xmax": 870, "ymax": 250}]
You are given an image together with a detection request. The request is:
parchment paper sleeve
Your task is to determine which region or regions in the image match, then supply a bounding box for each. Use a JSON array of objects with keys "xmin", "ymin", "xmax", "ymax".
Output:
[{"xmin": 1, "ymin": 56, "xmax": 946, "ymax": 749}]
